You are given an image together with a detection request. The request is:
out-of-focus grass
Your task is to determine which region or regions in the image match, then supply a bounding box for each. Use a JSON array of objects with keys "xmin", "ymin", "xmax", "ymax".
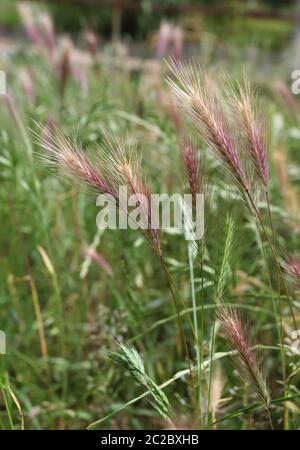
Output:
[{"xmin": 0, "ymin": 1, "xmax": 19, "ymax": 28}]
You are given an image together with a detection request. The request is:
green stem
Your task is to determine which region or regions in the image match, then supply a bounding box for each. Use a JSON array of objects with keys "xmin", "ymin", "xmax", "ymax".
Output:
[
  {"xmin": 187, "ymin": 242, "xmax": 202, "ymax": 427},
  {"xmin": 206, "ymin": 316, "xmax": 216, "ymax": 427},
  {"xmin": 1, "ymin": 386, "xmax": 13, "ymax": 430}
]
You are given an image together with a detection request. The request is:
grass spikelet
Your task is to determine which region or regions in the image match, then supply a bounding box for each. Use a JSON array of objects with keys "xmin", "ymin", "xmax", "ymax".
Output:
[
  {"xmin": 179, "ymin": 138, "xmax": 203, "ymax": 205},
  {"xmin": 229, "ymin": 75, "xmax": 268, "ymax": 188},
  {"xmin": 282, "ymin": 254, "xmax": 300, "ymax": 285},
  {"xmin": 38, "ymin": 12, "xmax": 56, "ymax": 57},
  {"xmin": 36, "ymin": 127, "xmax": 162, "ymax": 254},
  {"xmin": 217, "ymin": 304, "xmax": 270, "ymax": 408},
  {"xmin": 56, "ymin": 38, "xmax": 73, "ymax": 97},
  {"xmin": 99, "ymin": 135, "xmax": 162, "ymax": 254},
  {"xmin": 109, "ymin": 343, "xmax": 170, "ymax": 420},
  {"xmin": 34, "ymin": 126, "xmax": 116, "ymax": 197},
  {"xmin": 167, "ymin": 60, "xmax": 250, "ymax": 193}
]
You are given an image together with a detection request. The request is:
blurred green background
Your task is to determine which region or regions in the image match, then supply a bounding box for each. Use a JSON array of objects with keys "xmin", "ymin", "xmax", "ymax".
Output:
[{"xmin": 0, "ymin": 0, "xmax": 295, "ymax": 51}]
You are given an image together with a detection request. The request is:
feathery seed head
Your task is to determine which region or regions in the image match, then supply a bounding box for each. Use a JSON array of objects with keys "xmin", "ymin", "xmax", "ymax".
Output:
[
  {"xmin": 282, "ymin": 254, "xmax": 300, "ymax": 285},
  {"xmin": 39, "ymin": 12, "xmax": 56, "ymax": 57},
  {"xmin": 84, "ymin": 28, "xmax": 98, "ymax": 59},
  {"xmin": 36, "ymin": 128, "xmax": 161, "ymax": 255},
  {"xmin": 35, "ymin": 126, "xmax": 115, "ymax": 197},
  {"xmin": 100, "ymin": 136, "xmax": 162, "ymax": 254},
  {"xmin": 20, "ymin": 69, "xmax": 35, "ymax": 105},
  {"xmin": 167, "ymin": 60, "xmax": 250, "ymax": 193},
  {"xmin": 55, "ymin": 38, "xmax": 73, "ymax": 97},
  {"xmin": 180, "ymin": 139, "xmax": 203, "ymax": 203},
  {"xmin": 217, "ymin": 304, "xmax": 269, "ymax": 406},
  {"xmin": 229, "ymin": 77, "xmax": 269, "ymax": 188},
  {"xmin": 18, "ymin": 3, "xmax": 41, "ymax": 48}
]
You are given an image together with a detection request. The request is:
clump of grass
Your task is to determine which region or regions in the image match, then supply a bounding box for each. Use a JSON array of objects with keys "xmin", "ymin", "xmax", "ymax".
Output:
[{"xmin": 167, "ymin": 60, "xmax": 300, "ymax": 428}]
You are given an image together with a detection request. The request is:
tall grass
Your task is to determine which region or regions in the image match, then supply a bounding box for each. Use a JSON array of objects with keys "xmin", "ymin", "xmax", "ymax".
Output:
[{"xmin": 0, "ymin": 4, "xmax": 299, "ymax": 430}]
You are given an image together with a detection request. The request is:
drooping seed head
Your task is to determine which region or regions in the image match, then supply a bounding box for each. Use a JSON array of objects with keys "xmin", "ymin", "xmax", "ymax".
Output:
[
  {"xmin": 179, "ymin": 139, "xmax": 203, "ymax": 204},
  {"xmin": 100, "ymin": 136, "xmax": 162, "ymax": 254},
  {"xmin": 156, "ymin": 22, "xmax": 172, "ymax": 58},
  {"xmin": 167, "ymin": 60, "xmax": 250, "ymax": 193},
  {"xmin": 18, "ymin": 3, "xmax": 41, "ymax": 48},
  {"xmin": 36, "ymin": 128, "xmax": 162, "ymax": 255},
  {"xmin": 282, "ymin": 253, "xmax": 300, "ymax": 286},
  {"xmin": 55, "ymin": 38, "xmax": 73, "ymax": 97},
  {"xmin": 84, "ymin": 28, "xmax": 98, "ymax": 60},
  {"xmin": 38, "ymin": 12, "xmax": 56, "ymax": 57},
  {"xmin": 34, "ymin": 126, "xmax": 115, "ymax": 198},
  {"xmin": 229, "ymin": 76, "xmax": 268, "ymax": 188},
  {"xmin": 217, "ymin": 303, "xmax": 269, "ymax": 406},
  {"xmin": 171, "ymin": 26, "xmax": 183, "ymax": 60}
]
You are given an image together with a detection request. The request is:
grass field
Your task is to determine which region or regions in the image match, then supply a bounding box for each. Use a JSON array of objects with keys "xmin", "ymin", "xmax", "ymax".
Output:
[{"xmin": 0, "ymin": 2, "xmax": 299, "ymax": 430}]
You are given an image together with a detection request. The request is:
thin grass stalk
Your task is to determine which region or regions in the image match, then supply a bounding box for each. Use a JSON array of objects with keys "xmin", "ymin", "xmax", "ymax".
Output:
[
  {"xmin": 265, "ymin": 191, "xmax": 276, "ymax": 244},
  {"xmin": 159, "ymin": 255, "xmax": 198, "ymax": 413},
  {"xmin": 207, "ymin": 214, "xmax": 235, "ymax": 425},
  {"xmin": 28, "ymin": 276, "xmax": 48, "ymax": 359},
  {"xmin": 187, "ymin": 241, "xmax": 203, "ymax": 427},
  {"xmin": 6, "ymin": 108, "xmax": 54, "ymax": 265},
  {"xmin": 264, "ymin": 189, "xmax": 290, "ymax": 429},
  {"xmin": 37, "ymin": 245, "xmax": 68, "ymax": 400},
  {"xmin": 217, "ymin": 303, "xmax": 272, "ymax": 427},
  {"xmin": 267, "ymin": 406, "xmax": 274, "ymax": 430},
  {"xmin": 1, "ymin": 386, "xmax": 14, "ymax": 430},
  {"xmin": 52, "ymin": 269, "xmax": 68, "ymax": 400},
  {"xmin": 258, "ymin": 224, "xmax": 287, "ymax": 414},
  {"xmin": 179, "ymin": 138, "xmax": 207, "ymax": 425},
  {"xmin": 206, "ymin": 317, "xmax": 217, "ymax": 427},
  {"xmin": 199, "ymin": 242, "xmax": 207, "ymax": 415}
]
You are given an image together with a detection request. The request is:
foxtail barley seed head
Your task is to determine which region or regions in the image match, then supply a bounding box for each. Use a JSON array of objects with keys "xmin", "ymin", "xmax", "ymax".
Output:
[
  {"xmin": 167, "ymin": 60, "xmax": 250, "ymax": 193},
  {"xmin": 35, "ymin": 126, "xmax": 115, "ymax": 197},
  {"xmin": 36, "ymin": 128, "xmax": 161, "ymax": 255},
  {"xmin": 217, "ymin": 303, "xmax": 270, "ymax": 406},
  {"xmin": 84, "ymin": 28, "xmax": 98, "ymax": 60},
  {"xmin": 179, "ymin": 139, "xmax": 203, "ymax": 204},
  {"xmin": 229, "ymin": 76, "xmax": 268, "ymax": 188},
  {"xmin": 282, "ymin": 254, "xmax": 300, "ymax": 286},
  {"xmin": 39, "ymin": 12, "xmax": 56, "ymax": 57},
  {"xmin": 18, "ymin": 3, "xmax": 41, "ymax": 48},
  {"xmin": 156, "ymin": 22, "xmax": 172, "ymax": 58},
  {"xmin": 100, "ymin": 136, "xmax": 162, "ymax": 254}
]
